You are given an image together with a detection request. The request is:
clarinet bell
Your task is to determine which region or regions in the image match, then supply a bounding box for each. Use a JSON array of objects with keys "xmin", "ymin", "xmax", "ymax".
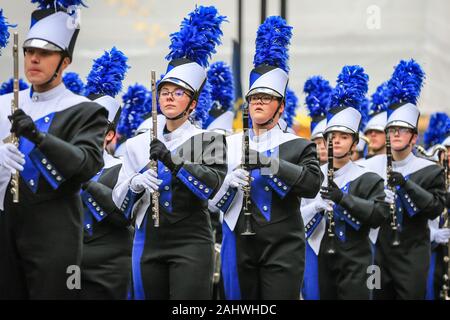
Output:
[
  {"xmin": 391, "ymin": 229, "xmax": 400, "ymax": 247},
  {"xmin": 326, "ymin": 234, "xmax": 336, "ymax": 255}
]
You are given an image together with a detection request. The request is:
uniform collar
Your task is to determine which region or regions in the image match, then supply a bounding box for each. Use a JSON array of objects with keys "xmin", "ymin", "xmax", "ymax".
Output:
[
  {"xmin": 333, "ymin": 160, "xmax": 354, "ymax": 178},
  {"xmin": 30, "ymin": 83, "xmax": 66, "ymax": 103},
  {"xmin": 393, "ymin": 152, "xmax": 414, "ymax": 169},
  {"xmin": 162, "ymin": 120, "xmax": 195, "ymax": 143}
]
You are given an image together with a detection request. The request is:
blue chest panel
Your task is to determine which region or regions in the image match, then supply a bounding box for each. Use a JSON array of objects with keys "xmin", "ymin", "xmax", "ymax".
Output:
[
  {"xmin": 157, "ymin": 161, "xmax": 173, "ymax": 213},
  {"xmin": 18, "ymin": 113, "xmax": 55, "ymax": 193},
  {"xmin": 250, "ymin": 168, "xmax": 273, "ymax": 221},
  {"xmin": 332, "ymin": 182, "xmax": 362, "ymax": 242}
]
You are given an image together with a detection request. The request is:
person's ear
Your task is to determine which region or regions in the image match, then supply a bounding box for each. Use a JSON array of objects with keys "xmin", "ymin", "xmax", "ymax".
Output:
[
  {"xmin": 411, "ymin": 133, "xmax": 418, "ymax": 145},
  {"xmin": 105, "ymin": 129, "xmax": 116, "ymax": 144},
  {"xmin": 60, "ymin": 56, "xmax": 71, "ymax": 72},
  {"xmin": 189, "ymin": 99, "xmax": 197, "ymax": 113}
]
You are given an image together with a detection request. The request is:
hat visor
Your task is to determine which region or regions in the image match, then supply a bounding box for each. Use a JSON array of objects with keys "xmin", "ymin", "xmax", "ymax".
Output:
[
  {"xmin": 246, "ymin": 87, "xmax": 282, "ymax": 99},
  {"xmin": 385, "ymin": 120, "xmax": 415, "ymax": 130},
  {"xmin": 363, "ymin": 125, "xmax": 385, "ymax": 133},
  {"xmin": 324, "ymin": 125, "xmax": 356, "ymax": 135},
  {"xmin": 158, "ymin": 78, "xmax": 195, "ymax": 95},
  {"xmin": 23, "ymin": 39, "xmax": 63, "ymax": 52}
]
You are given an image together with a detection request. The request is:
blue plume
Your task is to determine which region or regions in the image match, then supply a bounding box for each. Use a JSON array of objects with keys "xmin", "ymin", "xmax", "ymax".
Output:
[
  {"xmin": 359, "ymin": 97, "xmax": 370, "ymax": 130},
  {"xmin": 31, "ymin": 0, "xmax": 87, "ymax": 9},
  {"xmin": 387, "ymin": 59, "xmax": 425, "ymax": 106},
  {"xmin": 166, "ymin": 6, "xmax": 227, "ymax": 68},
  {"xmin": 253, "ymin": 16, "xmax": 293, "ymax": 72},
  {"xmin": 85, "ymin": 47, "xmax": 129, "ymax": 98},
  {"xmin": 0, "ymin": 78, "xmax": 29, "ymax": 95},
  {"xmin": 284, "ymin": 88, "xmax": 298, "ymax": 128},
  {"xmin": 117, "ymin": 84, "xmax": 151, "ymax": 139},
  {"xmin": 330, "ymin": 65, "xmax": 369, "ymax": 111},
  {"xmin": 194, "ymin": 80, "xmax": 212, "ymax": 128},
  {"xmin": 370, "ymin": 81, "xmax": 389, "ymax": 114},
  {"xmin": 304, "ymin": 76, "xmax": 332, "ymax": 118},
  {"xmin": 207, "ymin": 61, "xmax": 234, "ymax": 111},
  {"xmin": 63, "ymin": 72, "xmax": 84, "ymax": 95},
  {"xmin": 0, "ymin": 9, "xmax": 16, "ymax": 54},
  {"xmin": 423, "ymin": 112, "xmax": 449, "ymax": 149}
]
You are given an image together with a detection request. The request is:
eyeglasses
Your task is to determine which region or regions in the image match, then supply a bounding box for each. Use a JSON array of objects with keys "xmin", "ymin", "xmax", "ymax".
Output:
[
  {"xmin": 248, "ymin": 94, "xmax": 278, "ymax": 105},
  {"xmin": 159, "ymin": 88, "xmax": 191, "ymax": 100},
  {"xmin": 387, "ymin": 127, "xmax": 412, "ymax": 135}
]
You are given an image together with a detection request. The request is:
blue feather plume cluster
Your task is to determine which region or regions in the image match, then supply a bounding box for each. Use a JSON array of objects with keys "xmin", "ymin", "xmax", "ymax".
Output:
[
  {"xmin": 166, "ymin": 6, "xmax": 227, "ymax": 68},
  {"xmin": 359, "ymin": 97, "xmax": 370, "ymax": 131},
  {"xmin": 63, "ymin": 72, "xmax": 84, "ymax": 95},
  {"xmin": 304, "ymin": 76, "xmax": 332, "ymax": 118},
  {"xmin": 85, "ymin": 47, "xmax": 129, "ymax": 98},
  {"xmin": 423, "ymin": 112, "xmax": 449, "ymax": 149},
  {"xmin": 330, "ymin": 65, "xmax": 369, "ymax": 112},
  {"xmin": 253, "ymin": 16, "xmax": 293, "ymax": 72},
  {"xmin": 117, "ymin": 84, "xmax": 151, "ymax": 139},
  {"xmin": 194, "ymin": 80, "xmax": 212, "ymax": 128},
  {"xmin": 0, "ymin": 9, "xmax": 15, "ymax": 54},
  {"xmin": 31, "ymin": 0, "xmax": 87, "ymax": 10},
  {"xmin": 207, "ymin": 61, "xmax": 234, "ymax": 111},
  {"xmin": 0, "ymin": 78, "xmax": 29, "ymax": 95},
  {"xmin": 284, "ymin": 88, "xmax": 298, "ymax": 128},
  {"xmin": 387, "ymin": 59, "xmax": 425, "ymax": 106},
  {"xmin": 370, "ymin": 81, "xmax": 389, "ymax": 114}
]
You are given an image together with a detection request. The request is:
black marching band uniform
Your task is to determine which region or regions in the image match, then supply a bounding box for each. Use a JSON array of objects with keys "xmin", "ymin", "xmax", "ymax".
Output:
[
  {"xmin": 112, "ymin": 6, "xmax": 228, "ymax": 300},
  {"xmin": 212, "ymin": 16, "xmax": 321, "ymax": 300},
  {"xmin": 0, "ymin": 3, "xmax": 108, "ymax": 299},
  {"xmin": 79, "ymin": 47, "xmax": 133, "ymax": 300},
  {"xmin": 0, "ymin": 1, "xmax": 449, "ymax": 302},
  {"xmin": 301, "ymin": 66, "xmax": 389, "ymax": 300},
  {"xmin": 363, "ymin": 60, "xmax": 446, "ymax": 299}
]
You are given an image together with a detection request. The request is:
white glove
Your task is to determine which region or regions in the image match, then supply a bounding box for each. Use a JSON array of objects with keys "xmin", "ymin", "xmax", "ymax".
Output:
[
  {"xmin": 0, "ymin": 143, "xmax": 25, "ymax": 172},
  {"xmin": 228, "ymin": 168, "xmax": 249, "ymax": 189},
  {"xmin": 433, "ymin": 228, "xmax": 450, "ymax": 244},
  {"xmin": 384, "ymin": 188, "xmax": 395, "ymax": 205},
  {"xmin": 315, "ymin": 197, "xmax": 333, "ymax": 212},
  {"xmin": 130, "ymin": 169, "xmax": 162, "ymax": 193}
]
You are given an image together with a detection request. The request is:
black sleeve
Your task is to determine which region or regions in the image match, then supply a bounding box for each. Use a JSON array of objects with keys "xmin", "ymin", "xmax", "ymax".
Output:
[
  {"xmin": 175, "ymin": 132, "xmax": 228, "ymax": 199},
  {"xmin": 36, "ymin": 103, "xmax": 108, "ymax": 183},
  {"xmin": 270, "ymin": 142, "xmax": 322, "ymax": 199},
  {"xmin": 402, "ymin": 165, "xmax": 446, "ymax": 220},
  {"xmin": 339, "ymin": 172, "xmax": 390, "ymax": 228}
]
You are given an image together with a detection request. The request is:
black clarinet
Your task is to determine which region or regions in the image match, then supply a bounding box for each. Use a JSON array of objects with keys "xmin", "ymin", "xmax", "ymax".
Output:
[
  {"xmin": 241, "ymin": 103, "xmax": 255, "ymax": 236},
  {"xmin": 325, "ymin": 133, "xmax": 336, "ymax": 255},
  {"xmin": 386, "ymin": 133, "xmax": 400, "ymax": 246}
]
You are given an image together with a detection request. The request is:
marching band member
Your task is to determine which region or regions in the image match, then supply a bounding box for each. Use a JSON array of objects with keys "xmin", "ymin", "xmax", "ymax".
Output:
[
  {"xmin": 302, "ymin": 65, "xmax": 390, "ymax": 300},
  {"xmin": 79, "ymin": 47, "xmax": 133, "ymax": 300},
  {"xmin": 112, "ymin": 6, "xmax": 227, "ymax": 300},
  {"xmin": 364, "ymin": 60, "xmax": 446, "ymax": 300},
  {"xmin": 301, "ymin": 75, "xmax": 332, "ymax": 299},
  {"xmin": 0, "ymin": 0, "xmax": 108, "ymax": 299},
  {"xmin": 214, "ymin": 16, "xmax": 321, "ymax": 300}
]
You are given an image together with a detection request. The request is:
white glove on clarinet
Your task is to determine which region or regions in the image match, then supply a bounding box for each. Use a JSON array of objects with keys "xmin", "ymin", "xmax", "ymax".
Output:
[
  {"xmin": 384, "ymin": 188, "xmax": 396, "ymax": 205},
  {"xmin": 130, "ymin": 169, "xmax": 162, "ymax": 193},
  {"xmin": 432, "ymin": 228, "xmax": 450, "ymax": 244},
  {"xmin": 227, "ymin": 168, "xmax": 249, "ymax": 189},
  {"xmin": 0, "ymin": 143, "xmax": 25, "ymax": 172}
]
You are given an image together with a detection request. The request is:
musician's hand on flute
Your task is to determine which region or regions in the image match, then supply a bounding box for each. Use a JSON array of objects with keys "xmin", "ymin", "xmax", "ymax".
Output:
[
  {"xmin": 150, "ymin": 138, "xmax": 183, "ymax": 173},
  {"xmin": 9, "ymin": 109, "xmax": 45, "ymax": 145},
  {"xmin": 130, "ymin": 169, "xmax": 162, "ymax": 194},
  {"xmin": 320, "ymin": 180, "xmax": 343, "ymax": 204},
  {"xmin": 0, "ymin": 143, "xmax": 25, "ymax": 172}
]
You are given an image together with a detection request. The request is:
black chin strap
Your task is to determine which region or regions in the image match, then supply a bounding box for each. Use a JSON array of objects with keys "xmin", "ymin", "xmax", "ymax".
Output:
[
  {"xmin": 259, "ymin": 100, "xmax": 283, "ymax": 127},
  {"xmin": 42, "ymin": 55, "xmax": 65, "ymax": 87},
  {"xmin": 164, "ymin": 97, "xmax": 194, "ymax": 121}
]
